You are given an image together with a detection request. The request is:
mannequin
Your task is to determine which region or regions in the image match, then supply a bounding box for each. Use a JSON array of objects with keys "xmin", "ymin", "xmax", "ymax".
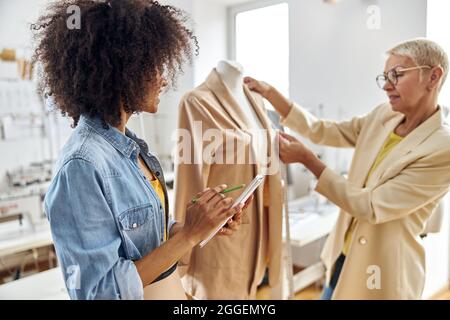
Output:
[
  {"xmin": 216, "ymin": 60, "xmax": 266, "ymax": 160},
  {"xmin": 216, "ymin": 60, "xmax": 264, "ymax": 131},
  {"xmin": 174, "ymin": 64, "xmax": 283, "ymax": 299}
]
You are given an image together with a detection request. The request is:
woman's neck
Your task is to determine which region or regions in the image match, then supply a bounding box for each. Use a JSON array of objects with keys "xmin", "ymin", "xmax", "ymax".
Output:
[
  {"xmin": 115, "ymin": 108, "xmax": 132, "ymax": 134},
  {"xmin": 396, "ymin": 100, "xmax": 439, "ymax": 136}
]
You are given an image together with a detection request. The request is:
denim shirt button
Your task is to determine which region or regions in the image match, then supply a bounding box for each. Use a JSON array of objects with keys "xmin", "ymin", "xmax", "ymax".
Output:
[
  {"xmin": 155, "ymin": 171, "xmax": 160, "ymax": 177},
  {"xmin": 132, "ymin": 222, "xmax": 138, "ymax": 229}
]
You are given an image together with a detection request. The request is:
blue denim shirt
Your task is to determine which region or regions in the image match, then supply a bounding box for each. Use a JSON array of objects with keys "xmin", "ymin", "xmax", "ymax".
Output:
[{"xmin": 44, "ymin": 114, "xmax": 177, "ymax": 300}]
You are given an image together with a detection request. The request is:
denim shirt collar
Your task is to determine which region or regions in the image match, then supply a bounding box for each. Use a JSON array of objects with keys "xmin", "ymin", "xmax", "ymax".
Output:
[{"xmin": 79, "ymin": 114, "xmax": 148, "ymax": 159}]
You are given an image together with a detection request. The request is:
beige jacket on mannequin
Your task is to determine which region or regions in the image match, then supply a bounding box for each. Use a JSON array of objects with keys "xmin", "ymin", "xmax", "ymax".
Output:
[
  {"xmin": 173, "ymin": 69, "xmax": 283, "ymax": 299},
  {"xmin": 280, "ymin": 102, "xmax": 450, "ymax": 299}
]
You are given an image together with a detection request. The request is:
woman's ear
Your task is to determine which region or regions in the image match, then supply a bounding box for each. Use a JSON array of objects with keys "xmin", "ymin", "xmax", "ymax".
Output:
[{"xmin": 428, "ymin": 66, "xmax": 444, "ymax": 91}]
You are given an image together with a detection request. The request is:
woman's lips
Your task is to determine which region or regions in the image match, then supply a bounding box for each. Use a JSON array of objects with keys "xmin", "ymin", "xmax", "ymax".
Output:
[{"xmin": 389, "ymin": 95, "xmax": 400, "ymax": 103}]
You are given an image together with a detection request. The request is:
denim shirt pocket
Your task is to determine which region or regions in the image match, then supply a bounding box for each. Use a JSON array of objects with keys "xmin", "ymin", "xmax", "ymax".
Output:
[{"xmin": 118, "ymin": 204, "xmax": 157, "ymax": 261}]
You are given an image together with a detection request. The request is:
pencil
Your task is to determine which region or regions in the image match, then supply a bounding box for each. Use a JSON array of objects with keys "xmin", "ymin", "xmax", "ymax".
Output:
[{"xmin": 191, "ymin": 184, "xmax": 245, "ymax": 204}]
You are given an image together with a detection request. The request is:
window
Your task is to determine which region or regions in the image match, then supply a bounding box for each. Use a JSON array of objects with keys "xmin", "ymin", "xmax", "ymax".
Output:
[
  {"xmin": 427, "ymin": 0, "xmax": 450, "ymax": 106},
  {"xmin": 233, "ymin": 2, "xmax": 290, "ymax": 98}
]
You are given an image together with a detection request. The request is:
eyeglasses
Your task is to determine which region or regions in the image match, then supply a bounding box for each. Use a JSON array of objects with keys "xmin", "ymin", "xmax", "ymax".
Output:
[{"xmin": 376, "ymin": 65, "xmax": 432, "ymax": 89}]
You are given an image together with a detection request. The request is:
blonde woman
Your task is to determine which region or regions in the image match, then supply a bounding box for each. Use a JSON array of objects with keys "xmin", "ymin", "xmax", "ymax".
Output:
[{"xmin": 245, "ymin": 39, "xmax": 450, "ymax": 299}]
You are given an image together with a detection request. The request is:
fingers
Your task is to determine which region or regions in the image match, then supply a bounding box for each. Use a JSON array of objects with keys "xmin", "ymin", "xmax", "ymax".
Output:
[
  {"xmin": 279, "ymin": 138, "xmax": 290, "ymax": 155},
  {"xmin": 219, "ymin": 213, "xmax": 242, "ymax": 236},
  {"xmin": 188, "ymin": 187, "xmax": 211, "ymax": 207},
  {"xmin": 197, "ymin": 184, "xmax": 227, "ymax": 204},
  {"xmin": 279, "ymin": 140, "xmax": 289, "ymax": 152},
  {"xmin": 243, "ymin": 194, "xmax": 254, "ymax": 210},
  {"xmin": 208, "ymin": 191, "xmax": 228, "ymax": 207},
  {"xmin": 278, "ymin": 131, "xmax": 296, "ymax": 142},
  {"xmin": 226, "ymin": 218, "xmax": 240, "ymax": 231},
  {"xmin": 214, "ymin": 196, "xmax": 234, "ymax": 211},
  {"xmin": 243, "ymin": 76, "xmax": 258, "ymax": 90},
  {"xmin": 279, "ymin": 144, "xmax": 289, "ymax": 163},
  {"xmin": 222, "ymin": 203, "xmax": 243, "ymax": 219},
  {"xmin": 243, "ymin": 76, "xmax": 255, "ymax": 84},
  {"xmin": 196, "ymin": 188, "xmax": 210, "ymax": 198},
  {"xmin": 219, "ymin": 227, "xmax": 234, "ymax": 236},
  {"xmin": 231, "ymin": 212, "xmax": 241, "ymax": 225}
]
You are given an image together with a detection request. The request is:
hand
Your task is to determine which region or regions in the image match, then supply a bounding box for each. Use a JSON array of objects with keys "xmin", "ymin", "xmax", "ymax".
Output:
[
  {"xmin": 182, "ymin": 185, "xmax": 243, "ymax": 246},
  {"xmin": 244, "ymin": 76, "xmax": 272, "ymax": 97},
  {"xmin": 278, "ymin": 131, "xmax": 311, "ymax": 164},
  {"xmin": 219, "ymin": 194, "xmax": 254, "ymax": 236}
]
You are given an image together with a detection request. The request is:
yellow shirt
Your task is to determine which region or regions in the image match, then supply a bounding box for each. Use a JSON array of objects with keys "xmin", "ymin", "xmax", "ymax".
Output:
[
  {"xmin": 342, "ymin": 131, "xmax": 404, "ymax": 256},
  {"xmin": 150, "ymin": 178, "xmax": 167, "ymax": 241}
]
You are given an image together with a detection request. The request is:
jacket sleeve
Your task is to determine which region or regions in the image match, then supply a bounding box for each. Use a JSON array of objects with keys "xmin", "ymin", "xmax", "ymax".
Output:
[
  {"xmin": 315, "ymin": 147, "xmax": 450, "ymax": 224},
  {"xmin": 45, "ymin": 159, "xmax": 144, "ymax": 300},
  {"xmin": 280, "ymin": 102, "xmax": 373, "ymax": 148}
]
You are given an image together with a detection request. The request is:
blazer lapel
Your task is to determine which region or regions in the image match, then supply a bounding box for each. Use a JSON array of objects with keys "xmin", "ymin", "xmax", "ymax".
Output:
[
  {"xmin": 205, "ymin": 69, "xmax": 251, "ymax": 131},
  {"xmin": 243, "ymin": 85, "xmax": 272, "ymax": 130},
  {"xmin": 352, "ymin": 112, "xmax": 405, "ymax": 187},
  {"xmin": 367, "ymin": 107, "xmax": 444, "ymax": 185}
]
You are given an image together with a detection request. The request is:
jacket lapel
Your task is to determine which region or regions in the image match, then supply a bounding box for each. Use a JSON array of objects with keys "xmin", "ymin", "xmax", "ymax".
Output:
[
  {"xmin": 205, "ymin": 69, "xmax": 251, "ymax": 130},
  {"xmin": 243, "ymin": 85, "xmax": 272, "ymax": 130},
  {"xmin": 352, "ymin": 112, "xmax": 405, "ymax": 187},
  {"xmin": 367, "ymin": 107, "xmax": 444, "ymax": 185}
]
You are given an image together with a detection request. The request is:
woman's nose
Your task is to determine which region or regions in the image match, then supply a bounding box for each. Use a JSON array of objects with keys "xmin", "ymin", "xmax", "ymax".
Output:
[{"xmin": 383, "ymin": 80, "xmax": 393, "ymax": 91}]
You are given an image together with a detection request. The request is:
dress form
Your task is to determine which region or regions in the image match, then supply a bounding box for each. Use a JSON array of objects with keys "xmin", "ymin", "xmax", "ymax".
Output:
[
  {"xmin": 216, "ymin": 60, "xmax": 264, "ymax": 128},
  {"xmin": 216, "ymin": 60, "xmax": 266, "ymax": 158}
]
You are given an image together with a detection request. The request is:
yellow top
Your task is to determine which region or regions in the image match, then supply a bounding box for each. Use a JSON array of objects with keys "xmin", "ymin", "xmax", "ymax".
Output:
[
  {"xmin": 342, "ymin": 131, "xmax": 404, "ymax": 256},
  {"xmin": 150, "ymin": 178, "xmax": 167, "ymax": 241}
]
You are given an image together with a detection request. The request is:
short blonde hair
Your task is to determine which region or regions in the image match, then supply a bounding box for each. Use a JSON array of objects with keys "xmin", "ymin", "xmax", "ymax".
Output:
[{"xmin": 387, "ymin": 38, "xmax": 449, "ymax": 90}]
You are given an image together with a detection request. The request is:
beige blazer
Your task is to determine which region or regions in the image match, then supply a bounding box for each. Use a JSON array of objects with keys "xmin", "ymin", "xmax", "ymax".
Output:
[
  {"xmin": 174, "ymin": 69, "xmax": 283, "ymax": 299},
  {"xmin": 281, "ymin": 103, "xmax": 450, "ymax": 299}
]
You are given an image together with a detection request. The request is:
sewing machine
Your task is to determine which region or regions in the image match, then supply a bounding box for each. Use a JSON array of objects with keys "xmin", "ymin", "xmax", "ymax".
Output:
[{"xmin": 0, "ymin": 185, "xmax": 49, "ymax": 241}]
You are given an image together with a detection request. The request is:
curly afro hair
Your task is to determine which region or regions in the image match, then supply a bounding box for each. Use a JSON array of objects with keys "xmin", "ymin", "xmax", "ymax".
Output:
[{"xmin": 33, "ymin": 0, "xmax": 198, "ymax": 127}]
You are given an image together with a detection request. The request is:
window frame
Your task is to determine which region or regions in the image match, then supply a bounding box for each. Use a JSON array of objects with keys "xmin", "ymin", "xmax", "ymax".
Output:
[{"xmin": 227, "ymin": 0, "xmax": 289, "ymax": 60}]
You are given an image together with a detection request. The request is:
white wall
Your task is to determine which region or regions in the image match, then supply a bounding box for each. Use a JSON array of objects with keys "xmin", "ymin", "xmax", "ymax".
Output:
[
  {"xmin": 0, "ymin": 0, "xmax": 49, "ymax": 54},
  {"xmin": 192, "ymin": 0, "xmax": 228, "ymax": 86},
  {"xmin": 0, "ymin": 0, "xmax": 54, "ymax": 188},
  {"xmin": 286, "ymin": 0, "xmax": 427, "ymax": 192}
]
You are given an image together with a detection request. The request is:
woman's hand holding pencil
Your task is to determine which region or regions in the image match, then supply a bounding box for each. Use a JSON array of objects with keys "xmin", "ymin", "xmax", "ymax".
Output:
[{"xmin": 191, "ymin": 184, "xmax": 246, "ymax": 204}]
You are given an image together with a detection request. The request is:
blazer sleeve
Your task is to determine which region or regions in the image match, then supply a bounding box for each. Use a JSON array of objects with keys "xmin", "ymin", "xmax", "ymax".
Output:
[
  {"xmin": 315, "ymin": 147, "xmax": 450, "ymax": 224},
  {"xmin": 280, "ymin": 102, "xmax": 373, "ymax": 148}
]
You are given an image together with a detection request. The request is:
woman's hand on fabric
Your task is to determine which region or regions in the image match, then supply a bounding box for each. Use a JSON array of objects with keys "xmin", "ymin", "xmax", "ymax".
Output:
[
  {"xmin": 244, "ymin": 77, "xmax": 272, "ymax": 97},
  {"xmin": 279, "ymin": 131, "xmax": 327, "ymax": 179},
  {"xmin": 278, "ymin": 131, "xmax": 311, "ymax": 164}
]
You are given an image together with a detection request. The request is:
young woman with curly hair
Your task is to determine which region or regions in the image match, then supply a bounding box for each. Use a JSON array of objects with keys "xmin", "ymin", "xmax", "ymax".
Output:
[{"xmin": 35, "ymin": 0, "xmax": 250, "ymax": 300}]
